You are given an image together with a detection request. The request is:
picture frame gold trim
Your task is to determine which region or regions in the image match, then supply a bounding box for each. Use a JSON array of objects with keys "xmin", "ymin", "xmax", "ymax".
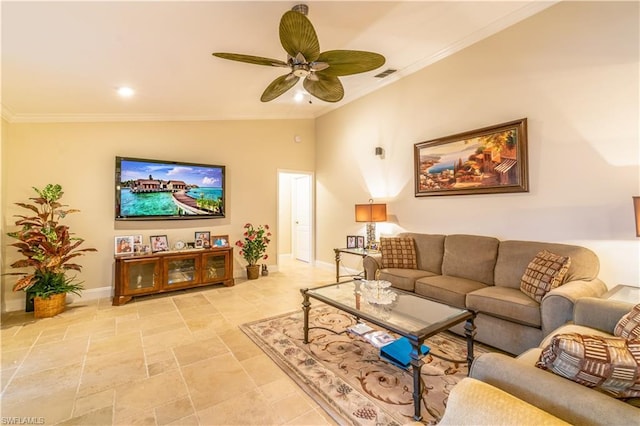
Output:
[{"xmin": 414, "ymin": 118, "xmax": 529, "ymax": 197}]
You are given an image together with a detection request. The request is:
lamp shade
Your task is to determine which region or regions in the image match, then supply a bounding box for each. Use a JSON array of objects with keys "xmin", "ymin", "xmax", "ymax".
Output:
[
  {"xmin": 634, "ymin": 196, "xmax": 640, "ymax": 237},
  {"xmin": 355, "ymin": 203, "xmax": 387, "ymax": 222}
]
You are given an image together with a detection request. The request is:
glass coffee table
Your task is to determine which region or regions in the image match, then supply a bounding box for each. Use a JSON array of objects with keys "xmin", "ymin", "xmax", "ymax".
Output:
[{"xmin": 301, "ymin": 279, "xmax": 476, "ymax": 421}]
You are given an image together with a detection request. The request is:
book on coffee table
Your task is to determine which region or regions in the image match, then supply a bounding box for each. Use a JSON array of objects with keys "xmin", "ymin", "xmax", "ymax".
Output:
[
  {"xmin": 363, "ymin": 330, "xmax": 396, "ymax": 348},
  {"xmin": 380, "ymin": 337, "xmax": 430, "ymax": 369},
  {"xmin": 347, "ymin": 322, "xmax": 374, "ymax": 335}
]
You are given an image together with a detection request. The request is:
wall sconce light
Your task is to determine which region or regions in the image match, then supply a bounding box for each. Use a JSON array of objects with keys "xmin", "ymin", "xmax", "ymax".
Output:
[
  {"xmin": 355, "ymin": 199, "xmax": 387, "ymax": 249},
  {"xmin": 633, "ymin": 196, "xmax": 640, "ymax": 237}
]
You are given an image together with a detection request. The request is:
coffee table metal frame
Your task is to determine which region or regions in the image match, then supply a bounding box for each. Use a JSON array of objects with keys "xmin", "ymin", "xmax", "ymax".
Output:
[{"xmin": 301, "ymin": 280, "xmax": 476, "ymax": 421}]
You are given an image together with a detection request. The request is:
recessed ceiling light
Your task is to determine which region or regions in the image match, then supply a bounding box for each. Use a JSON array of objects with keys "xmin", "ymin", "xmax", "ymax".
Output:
[
  {"xmin": 294, "ymin": 91, "xmax": 305, "ymax": 103},
  {"xmin": 117, "ymin": 87, "xmax": 135, "ymax": 97}
]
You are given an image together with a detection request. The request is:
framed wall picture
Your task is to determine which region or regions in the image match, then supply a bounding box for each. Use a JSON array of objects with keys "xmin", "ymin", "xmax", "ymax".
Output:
[
  {"xmin": 414, "ymin": 118, "xmax": 529, "ymax": 197},
  {"xmin": 150, "ymin": 235, "xmax": 169, "ymax": 252},
  {"xmin": 346, "ymin": 235, "xmax": 357, "ymax": 249},
  {"xmin": 356, "ymin": 236, "xmax": 365, "ymax": 249},
  {"xmin": 211, "ymin": 235, "xmax": 229, "ymax": 248},
  {"xmin": 195, "ymin": 231, "xmax": 211, "ymax": 248},
  {"xmin": 115, "ymin": 235, "xmax": 134, "ymax": 255}
]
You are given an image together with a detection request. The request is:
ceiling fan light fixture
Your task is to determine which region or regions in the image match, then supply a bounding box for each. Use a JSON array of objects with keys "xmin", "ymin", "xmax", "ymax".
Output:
[
  {"xmin": 292, "ymin": 64, "xmax": 310, "ymax": 77},
  {"xmin": 211, "ymin": 4, "xmax": 385, "ymax": 103}
]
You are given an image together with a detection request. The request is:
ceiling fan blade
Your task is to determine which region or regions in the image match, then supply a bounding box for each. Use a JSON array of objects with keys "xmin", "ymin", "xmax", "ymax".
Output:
[
  {"xmin": 261, "ymin": 73, "xmax": 300, "ymax": 102},
  {"xmin": 303, "ymin": 73, "xmax": 344, "ymax": 103},
  {"xmin": 316, "ymin": 50, "xmax": 385, "ymax": 76},
  {"xmin": 280, "ymin": 10, "xmax": 320, "ymax": 63},
  {"xmin": 212, "ymin": 53, "xmax": 288, "ymax": 68}
]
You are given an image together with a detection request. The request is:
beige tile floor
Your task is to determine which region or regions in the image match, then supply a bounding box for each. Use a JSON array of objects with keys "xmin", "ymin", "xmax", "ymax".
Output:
[{"xmin": 1, "ymin": 259, "xmax": 340, "ymax": 425}]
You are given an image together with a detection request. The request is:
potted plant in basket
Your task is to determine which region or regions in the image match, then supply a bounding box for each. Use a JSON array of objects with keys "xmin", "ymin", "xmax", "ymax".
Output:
[
  {"xmin": 235, "ymin": 223, "xmax": 271, "ymax": 280},
  {"xmin": 6, "ymin": 184, "xmax": 97, "ymax": 318}
]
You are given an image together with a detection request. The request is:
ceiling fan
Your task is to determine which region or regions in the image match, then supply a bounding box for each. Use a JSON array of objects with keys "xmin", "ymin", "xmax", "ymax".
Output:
[{"xmin": 212, "ymin": 4, "xmax": 385, "ymax": 103}]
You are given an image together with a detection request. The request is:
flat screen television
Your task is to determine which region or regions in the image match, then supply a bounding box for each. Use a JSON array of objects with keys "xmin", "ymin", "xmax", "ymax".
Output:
[{"xmin": 115, "ymin": 156, "xmax": 225, "ymax": 220}]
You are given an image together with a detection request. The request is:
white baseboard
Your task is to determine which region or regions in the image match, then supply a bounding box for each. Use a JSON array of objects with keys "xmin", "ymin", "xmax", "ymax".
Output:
[{"xmin": 3, "ymin": 285, "xmax": 113, "ymax": 313}]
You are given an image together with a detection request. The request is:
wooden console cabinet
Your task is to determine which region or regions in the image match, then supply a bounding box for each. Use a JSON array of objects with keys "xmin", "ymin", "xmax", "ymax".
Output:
[{"xmin": 113, "ymin": 247, "xmax": 234, "ymax": 306}]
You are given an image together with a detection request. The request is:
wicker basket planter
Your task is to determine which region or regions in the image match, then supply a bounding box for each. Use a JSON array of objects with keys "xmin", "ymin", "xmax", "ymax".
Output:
[{"xmin": 34, "ymin": 293, "xmax": 66, "ymax": 318}]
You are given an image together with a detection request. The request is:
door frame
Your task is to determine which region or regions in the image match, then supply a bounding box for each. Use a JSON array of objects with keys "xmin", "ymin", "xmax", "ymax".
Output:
[{"xmin": 277, "ymin": 169, "xmax": 314, "ymax": 265}]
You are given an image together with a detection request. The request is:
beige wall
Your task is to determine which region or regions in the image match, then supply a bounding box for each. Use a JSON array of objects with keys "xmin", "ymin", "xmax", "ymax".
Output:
[
  {"xmin": 316, "ymin": 1, "xmax": 640, "ymax": 288},
  {"xmin": 1, "ymin": 119, "xmax": 315, "ymax": 312}
]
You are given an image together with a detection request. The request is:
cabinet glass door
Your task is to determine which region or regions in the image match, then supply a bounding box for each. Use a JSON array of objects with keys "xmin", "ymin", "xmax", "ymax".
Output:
[
  {"xmin": 165, "ymin": 255, "xmax": 200, "ymax": 287},
  {"xmin": 203, "ymin": 253, "xmax": 227, "ymax": 282},
  {"xmin": 125, "ymin": 260, "xmax": 159, "ymax": 293}
]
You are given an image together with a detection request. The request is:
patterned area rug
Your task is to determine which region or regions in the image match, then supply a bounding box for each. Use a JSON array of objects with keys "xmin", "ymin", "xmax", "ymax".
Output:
[{"xmin": 240, "ymin": 306, "xmax": 489, "ymax": 425}]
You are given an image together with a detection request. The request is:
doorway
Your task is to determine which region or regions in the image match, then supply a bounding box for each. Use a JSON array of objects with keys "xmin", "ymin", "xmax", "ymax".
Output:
[{"xmin": 278, "ymin": 171, "xmax": 313, "ymax": 264}]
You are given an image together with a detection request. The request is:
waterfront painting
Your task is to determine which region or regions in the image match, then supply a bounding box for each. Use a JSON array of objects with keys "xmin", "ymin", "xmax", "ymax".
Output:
[
  {"xmin": 414, "ymin": 119, "xmax": 528, "ymax": 197},
  {"xmin": 116, "ymin": 157, "xmax": 225, "ymax": 219}
]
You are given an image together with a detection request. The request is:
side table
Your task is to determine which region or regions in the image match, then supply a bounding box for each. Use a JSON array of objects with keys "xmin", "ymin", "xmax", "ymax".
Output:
[
  {"xmin": 333, "ymin": 247, "xmax": 379, "ymax": 282},
  {"xmin": 602, "ymin": 284, "xmax": 640, "ymax": 303}
]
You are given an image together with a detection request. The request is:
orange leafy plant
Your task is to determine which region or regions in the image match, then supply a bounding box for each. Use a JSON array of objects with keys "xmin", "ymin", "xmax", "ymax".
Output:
[{"xmin": 6, "ymin": 184, "xmax": 97, "ymax": 298}]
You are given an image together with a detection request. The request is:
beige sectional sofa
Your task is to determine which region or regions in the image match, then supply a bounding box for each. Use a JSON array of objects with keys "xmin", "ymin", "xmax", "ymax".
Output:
[
  {"xmin": 439, "ymin": 297, "xmax": 639, "ymax": 425},
  {"xmin": 363, "ymin": 233, "xmax": 608, "ymax": 354}
]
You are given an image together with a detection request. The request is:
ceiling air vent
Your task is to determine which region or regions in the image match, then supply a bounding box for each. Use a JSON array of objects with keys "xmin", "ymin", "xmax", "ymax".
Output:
[{"xmin": 374, "ymin": 68, "xmax": 397, "ymax": 78}]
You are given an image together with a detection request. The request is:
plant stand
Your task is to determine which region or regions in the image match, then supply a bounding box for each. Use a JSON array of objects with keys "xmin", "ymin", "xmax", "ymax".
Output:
[{"xmin": 25, "ymin": 290, "xmax": 35, "ymax": 312}]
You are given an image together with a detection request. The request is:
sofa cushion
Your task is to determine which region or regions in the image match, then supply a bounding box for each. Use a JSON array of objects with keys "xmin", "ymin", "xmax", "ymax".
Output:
[
  {"xmin": 495, "ymin": 240, "xmax": 599, "ymax": 289},
  {"xmin": 520, "ymin": 250, "xmax": 571, "ymax": 302},
  {"xmin": 398, "ymin": 232, "xmax": 445, "ymax": 274},
  {"xmin": 615, "ymin": 304, "xmax": 640, "ymax": 339},
  {"xmin": 415, "ymin": 275, "xmax": 487, "ymax": 309},
  {"xmin": 378, "ymin": 268, "xmax": 434, "ymax": 292},
  {"xmin": 380, "ymin": 237, "xmax": 417, "ymax": 269},
  {"xmin": 536, "ymin": 333, "xmax": 640, "ymax": 398},
  {"xmin": 467, "ymin": 286, "xmax": 541, "ymax": 327},
  {"xmin": 441, "ymin": 234, "xmax": 499, "ymax": 285}
]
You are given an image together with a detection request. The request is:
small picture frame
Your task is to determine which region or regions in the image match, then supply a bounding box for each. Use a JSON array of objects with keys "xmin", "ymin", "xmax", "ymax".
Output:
[
  {"xmin": 115, "ymin": 236, "xmax": 134, "ymax": 255},
  {"xmin": 132, "ymin": 234, "xmax": 143, "ymax": 252},
  {"xmin": 211, "ymin": 235, "xmax": 229, "ymax": 248},
  {"xmin": 186, "ymin": 242, "xmax": 195, "ymax": 249},
  {"xmin": 346, "ymin": 235, "xmax": 357, "ymax": 249},
  {"xmin": 150, "ymin": 235, "xmax": 169, "ymax": 252},
  {"xmin": 195, "ymin": 231, "xmax": 211, "ymax": 248},
  {"xmin": 195, "ymin": 239, "xmax": 203, "ymax": 249},
  {"xmin": 356, "ymin": 236, "xmax": 365, "ymax": 249}
]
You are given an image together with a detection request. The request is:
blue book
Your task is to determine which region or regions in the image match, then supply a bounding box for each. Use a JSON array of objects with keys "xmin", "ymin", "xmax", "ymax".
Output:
[{"xmin": 380, "ymin": 337, "xmax": 430, "ymax": 369}]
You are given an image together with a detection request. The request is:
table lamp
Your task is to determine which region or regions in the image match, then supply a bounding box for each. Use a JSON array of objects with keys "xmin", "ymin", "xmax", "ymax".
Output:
[{"xmin": 355, "ymin": 199, "xmax": 387, "ymax": 249}]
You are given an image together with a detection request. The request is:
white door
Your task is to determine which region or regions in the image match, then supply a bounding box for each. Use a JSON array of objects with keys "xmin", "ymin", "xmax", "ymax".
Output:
[{"xmin": 293, "ymin": 175, "xmax": 312, "ymax": 263}]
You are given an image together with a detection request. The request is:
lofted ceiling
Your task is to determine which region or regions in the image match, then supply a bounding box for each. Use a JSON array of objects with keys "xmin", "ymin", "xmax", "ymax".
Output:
[{"xmin": 1, "ymin": 1, "xmax": 556, "ymax": 123}]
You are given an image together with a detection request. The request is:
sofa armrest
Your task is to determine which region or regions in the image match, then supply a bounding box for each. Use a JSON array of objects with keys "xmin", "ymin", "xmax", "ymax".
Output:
[
  {"xmin": 540, "ymin": 278, "xmax": 607, "ymax": 336},
  {"xmin": 574, "ymin": 296, "xmax": 635, "ymax": 333},
  {"xmin": 470, "ymin": 353, "xmax": 639, "ymax": 425},
  {"xmin": 363, "ymin": 254, "xmax": 382, "ymax": 280},
  {"xmin": 439, "ymin": 377, "xmax": 569, "ymax": 425}
]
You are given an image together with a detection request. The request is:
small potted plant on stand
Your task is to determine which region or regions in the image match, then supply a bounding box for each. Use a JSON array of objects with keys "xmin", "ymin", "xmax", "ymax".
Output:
[
  {"xmin": 6, "ymin": 184, "xmax": 97, "ymax": 318},
  {"xmin": 235, "ymin": 223, "xmax": 270, "ymax": 280}
]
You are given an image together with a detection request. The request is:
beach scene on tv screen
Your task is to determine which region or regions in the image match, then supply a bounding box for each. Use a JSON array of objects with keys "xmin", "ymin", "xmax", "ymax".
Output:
[{"xmin": 118, "ymin": 159, "xmax": 224, "ymax": 217}]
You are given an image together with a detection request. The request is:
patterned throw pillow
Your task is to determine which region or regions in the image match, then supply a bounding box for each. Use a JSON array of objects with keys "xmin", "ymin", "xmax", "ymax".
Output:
[
  {"xmin": 520, "ymin": 250, "xmax": 571, "ymax": 302},
  {"xmin": 380, "ymin": 237, "xmax": 417, "ymax": 269},
  {"xmin": 615, "ymin": 304, "xmax": 640, "ymax": 339},
  {"xmin": 536, "ymin": 333, "xmax": 640, "ymax": 398}
]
